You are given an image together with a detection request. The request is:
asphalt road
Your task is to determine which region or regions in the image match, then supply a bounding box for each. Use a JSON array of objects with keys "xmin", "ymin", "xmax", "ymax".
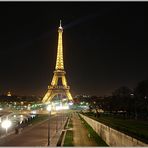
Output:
[{"xmin": 0, "ymin": 113, "xmax": 66, "ymax": 146}]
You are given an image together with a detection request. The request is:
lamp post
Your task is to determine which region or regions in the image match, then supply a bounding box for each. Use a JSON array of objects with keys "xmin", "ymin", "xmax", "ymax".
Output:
[
  {"xmin": 144, "ymin": 96, "xmax": 148, "ymax": 116},
  {"xmin": 60, "ymin": 102, "xmax": 63, "ymax": 127},
  {"xmin": 131, "ymin": 93, "xmax": 137, "ymax": 119},
  {"xmin": 47, "ymin": 105, "xmax": 51, "ymax": 146},
  {"xmin": 55, "ymin": 110, "xmax": 58, "ymax": 133},
  {"xmin": 0, "ymin": 117, "xmax": 1, "ymax": 137}
]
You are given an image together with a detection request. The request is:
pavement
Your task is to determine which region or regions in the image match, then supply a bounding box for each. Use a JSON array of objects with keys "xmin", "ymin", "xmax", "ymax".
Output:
[
  {"xmin": 0, "ymin": 113, "xmax": 67, "ymax": 146},
  {"xmin": 0, "ymin": 111, "xmax": 98, "ymax": 147},
  {"xmin": 72, "ymin": 112, "xmax": 98, "ymax": 146}
]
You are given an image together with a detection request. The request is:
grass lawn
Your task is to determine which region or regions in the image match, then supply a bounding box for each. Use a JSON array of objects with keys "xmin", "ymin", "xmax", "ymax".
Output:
[
  {"xmin": 63, "ymin": 130, "xmax": 73, "ymax": 146},
  {"xmin": 68, "ymin": 118, "xmax": 73, "ymax": 128},
  {"xmin": 79, "ymin": 114, "xmax": 108, "ymax": 146},
  {"xmin": 63, "ymin": 116, "xmax": 73, "ymax": 146},
  {"xmin": 83, "ymin": 112, "xmax": 148, "ymax": 144}
]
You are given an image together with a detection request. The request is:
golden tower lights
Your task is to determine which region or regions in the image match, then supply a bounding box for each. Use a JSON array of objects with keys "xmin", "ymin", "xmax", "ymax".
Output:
[{"xmin": 42, "ymin": 21, "xmax": 73, "ymax": 103}]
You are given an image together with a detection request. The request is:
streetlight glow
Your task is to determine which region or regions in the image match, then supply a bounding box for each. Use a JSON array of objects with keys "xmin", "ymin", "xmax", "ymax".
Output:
[
  {"xmin": 47, "ymin": 104, "xmax": 51, "ymax": 146},
  {"xmin": 1, "ymin": 119, "xmax": 11, "ymax": 129},
  {"xmin": 47, "ymin": 105, "xmax": 51, "ymax": 112},
  {"xmin": 69, "ymin": 102, "xmax": 73, "ymax": 106},
  {"xmin": 55, "ymin": 105, "xmax": 63, "ymax": 111},
  {"xmin": 31, "ymin": 110, "xmax": 37, "ymax": 114}
]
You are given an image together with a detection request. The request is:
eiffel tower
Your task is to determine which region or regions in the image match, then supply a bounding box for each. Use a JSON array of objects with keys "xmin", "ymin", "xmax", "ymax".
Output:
[{"xmin": 42, "ymin": 21, "xmax": 73, "ymax": 103}]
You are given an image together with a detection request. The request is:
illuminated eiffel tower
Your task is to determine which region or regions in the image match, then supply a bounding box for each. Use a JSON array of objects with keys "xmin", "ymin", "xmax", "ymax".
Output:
[{"xmin": 42, "ymin": 21, "xmax": 73, "ymax": 103}]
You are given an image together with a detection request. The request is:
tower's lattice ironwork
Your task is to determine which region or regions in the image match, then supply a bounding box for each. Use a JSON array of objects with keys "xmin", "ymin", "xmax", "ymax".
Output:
[{"xmin": 42, "ymin": 21, "xmax": 73, "ymax": 103}]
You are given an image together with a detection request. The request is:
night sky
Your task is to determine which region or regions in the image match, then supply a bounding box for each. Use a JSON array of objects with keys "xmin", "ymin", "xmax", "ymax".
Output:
[{"xmin": 0, "ymin": 2, "xmax": 147, "ymax": 97}]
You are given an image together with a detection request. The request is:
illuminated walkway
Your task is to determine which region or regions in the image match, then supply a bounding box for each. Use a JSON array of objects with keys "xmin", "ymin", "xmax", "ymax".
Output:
[
  {"xmin": 72, "ymin": 112, "xmax": 97, "ymax": 146},
  {"xmin": 0, "ymin": 114, "xmax": 64, "ymax": 146}
]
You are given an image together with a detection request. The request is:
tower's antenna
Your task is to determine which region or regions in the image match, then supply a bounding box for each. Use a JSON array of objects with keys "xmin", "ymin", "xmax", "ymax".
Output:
[{"xmin": 60, "ymin": 20, "xmax": 62, "ymax": 27}]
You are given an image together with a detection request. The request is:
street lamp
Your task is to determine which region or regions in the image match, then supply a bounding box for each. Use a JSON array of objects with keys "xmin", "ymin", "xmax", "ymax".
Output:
[
  {"xmin": 55, "ymin": 109, "xmax": 59, "ymax": 133},
  {"xmin": 1, "ymin": 118, "xmax": 12, "ymax": 136},
  {"xmin": 130, "ymin": 93, "xmax": 137, "ymax": 119},
  {"xmin": 46, "ymin": 105, "xmax": 51, "ymax": 146}
]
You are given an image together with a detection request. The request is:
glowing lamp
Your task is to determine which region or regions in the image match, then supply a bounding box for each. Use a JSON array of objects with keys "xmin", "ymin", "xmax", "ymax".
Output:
[
  {"xmin": 1, "ymin": 119, "xmax": 11, "ymax": 129},
  {"xmin": 31, "ymin": 110, "xmax": 37, "ymax": 114},
  {"xmin": 47, "ymin": 105, "xmax": 51, "ymax": 112},
  {"xmin": 69, "ymin": 102, "xmax": 73, "ymax": 106}
]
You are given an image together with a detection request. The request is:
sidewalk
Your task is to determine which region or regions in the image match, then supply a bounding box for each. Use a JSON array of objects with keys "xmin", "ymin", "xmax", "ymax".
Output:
[
  {"xmin": 72, "ymin": 112, "xmax": 98, "ymax": 146},
  {"xmin": 0, "ymin": 115, "xmax": 66, "ymax": 146},
  {"xmin": 50, "ymin": 117, "xmax": 68, "ymax": 146}
]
